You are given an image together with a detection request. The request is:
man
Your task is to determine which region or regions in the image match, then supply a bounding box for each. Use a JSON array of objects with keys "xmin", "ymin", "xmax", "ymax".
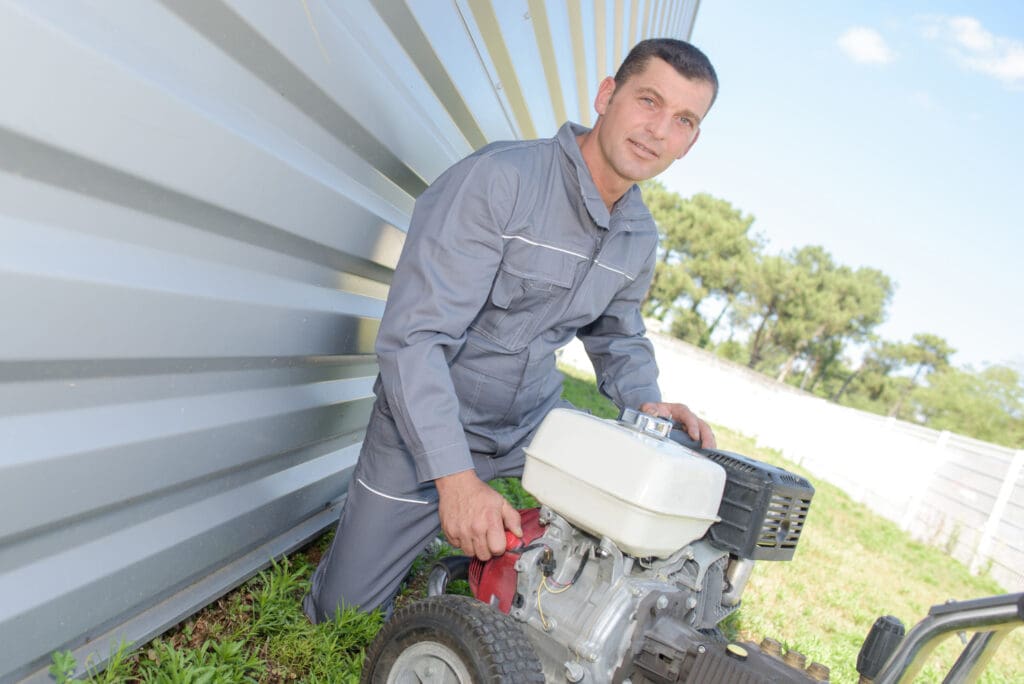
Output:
[{"xmin": 304, "ymin": 38, "xmax": 719, "ymax": 622}]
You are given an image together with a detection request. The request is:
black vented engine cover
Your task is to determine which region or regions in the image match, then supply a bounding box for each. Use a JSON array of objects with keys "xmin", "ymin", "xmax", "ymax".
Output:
[{"xmin": 684, "ymin": 441, "xmax": 814, "ymax": 561}]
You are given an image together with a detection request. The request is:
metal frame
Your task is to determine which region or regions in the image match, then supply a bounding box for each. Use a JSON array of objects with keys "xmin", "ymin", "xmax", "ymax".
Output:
[{"xmin": 875, "ymin": 592, "xmax": 1023, "ymax": 684}]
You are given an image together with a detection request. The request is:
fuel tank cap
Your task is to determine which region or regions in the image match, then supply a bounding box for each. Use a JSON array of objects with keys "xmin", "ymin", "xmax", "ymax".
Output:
[{"xmin": 619, "ymin": 407, "xmax": 674, "ymax": 439}]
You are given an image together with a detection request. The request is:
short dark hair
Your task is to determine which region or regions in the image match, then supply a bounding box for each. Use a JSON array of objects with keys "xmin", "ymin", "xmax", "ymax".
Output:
[{"xmin": 614, "ymin": 38, "xmax": 718, "ymax": 108}]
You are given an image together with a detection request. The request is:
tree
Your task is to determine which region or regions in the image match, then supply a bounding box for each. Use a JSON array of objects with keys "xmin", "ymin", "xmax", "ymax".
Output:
[
  {"xmin": 914, "ymin": 365, "xmax": 1024, "ymax": 447},
  {"xmin": 795, "ymin": 265, "xmax": 893, "ymax": 387},
  {"xmin": 831, "ymin": 337, "xmax": 904, "ymax": 406},
  {"xmin": 740, "ymin": 246, "xmax": 891, "ymax": 380},
  {"xmin": 641, "ymin": 182, "xmax": 759, "ymax": 346},
  {"xmin": 887, "ymin": 333, "xmax": 955, "ymax": 418},
  {"xmin": 740, "ymin": 252, "xmax": 798, "ymax": 369},
  {"xmin": 634, "ymin": 186, "xmax": 1024, "ymax": 448}
]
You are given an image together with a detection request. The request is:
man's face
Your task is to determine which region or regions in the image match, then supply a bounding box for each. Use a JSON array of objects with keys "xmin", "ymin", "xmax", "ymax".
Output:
[{"xmin": 592, "ymin": 57, "xmax": 714, "ymax": 184}]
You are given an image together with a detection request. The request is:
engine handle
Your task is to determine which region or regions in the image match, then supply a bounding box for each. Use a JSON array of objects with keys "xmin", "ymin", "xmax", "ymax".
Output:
[{"xmin": 669, "ymin": 426, "xmax": 707, "ymax": 452}]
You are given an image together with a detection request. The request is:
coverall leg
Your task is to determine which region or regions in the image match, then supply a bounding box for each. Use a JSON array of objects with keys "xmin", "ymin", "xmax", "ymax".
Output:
[{"xmin": 303, "ymin": 400, "xmax": 521, "ymax": 622}]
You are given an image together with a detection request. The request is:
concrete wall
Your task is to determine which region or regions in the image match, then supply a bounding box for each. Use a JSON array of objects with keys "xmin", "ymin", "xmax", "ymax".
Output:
[
  {"xmin": 561, "ymin": 330, "xmax": 1024, "ymax": 593},
  {"xmin": 0, "ymin": 1, "xmax": 698, "ymax": 681}
]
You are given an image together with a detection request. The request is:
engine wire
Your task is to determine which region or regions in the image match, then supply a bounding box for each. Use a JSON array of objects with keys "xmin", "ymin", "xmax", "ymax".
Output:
[
  {"xmin": 536, "ymin": 548, "xmax": 590, "ymax": 630},
  {"xmin": 536, "ymin": 580, "xmax": 549, "ymax": 629}
]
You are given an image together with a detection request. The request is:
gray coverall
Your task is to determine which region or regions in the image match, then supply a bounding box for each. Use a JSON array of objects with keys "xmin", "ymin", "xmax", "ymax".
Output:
[{"xmin": 304, "ymin": 122, "xmax": 663, "ymax": 621}]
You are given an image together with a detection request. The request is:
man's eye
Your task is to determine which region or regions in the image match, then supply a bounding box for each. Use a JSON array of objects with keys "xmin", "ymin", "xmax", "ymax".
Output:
[
  {"xmin": 640, "ymin": 97, "xmax": 655, "ymax": 107},
  {"xmin": 677, "ymin": 117, "xmax": 694, "ymax": 128}
]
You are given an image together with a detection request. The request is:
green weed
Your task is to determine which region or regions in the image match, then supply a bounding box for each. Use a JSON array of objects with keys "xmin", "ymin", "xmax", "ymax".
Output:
[
  {"xmin": 133, "ymin": 638, "xmax": 263, "ymax": 683},
  {"xmin": 490, "ymin": 476, "xmax": 538, "ymax": 510},
  {"xmin": 48, "ymin": 650, "xmax": 76, "ymax": 684},
  {"xmin": 49, "ymin": 641, "xmax": 135, "ymax": 684},
  {"xmin": 235, "ymin": 556, "xmax": 382, "ymax": 682}
]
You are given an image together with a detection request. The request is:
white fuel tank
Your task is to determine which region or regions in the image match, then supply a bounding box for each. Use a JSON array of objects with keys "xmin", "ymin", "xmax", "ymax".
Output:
[{"xmin": 522, "ymin": 408, "xmax": 726, "ymax": 558}]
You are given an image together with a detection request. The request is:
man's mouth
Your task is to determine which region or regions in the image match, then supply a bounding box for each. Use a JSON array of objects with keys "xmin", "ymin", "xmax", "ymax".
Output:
[{"xmin": 629, "ymin": 139, "xmax": 659, "ymax": 159}]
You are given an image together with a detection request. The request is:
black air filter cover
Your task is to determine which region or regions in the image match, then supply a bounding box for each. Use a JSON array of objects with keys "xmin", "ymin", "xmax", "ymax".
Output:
[{"xmin": 671, "ymin": 431, "xmax": 814, "ymax": 561}]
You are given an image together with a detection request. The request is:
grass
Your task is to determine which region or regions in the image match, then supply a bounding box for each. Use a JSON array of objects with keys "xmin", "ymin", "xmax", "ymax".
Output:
[
  {"xmin": 711, "ymin": 428, "xmax": 1022, "ymax": 683},
  {"xmin": 55, "ymin": 365, "xmax": 1022, "ymax": 683},
  {"xmin": 53, "ymin": 539, "xmax": 382, "ymax": 683}
]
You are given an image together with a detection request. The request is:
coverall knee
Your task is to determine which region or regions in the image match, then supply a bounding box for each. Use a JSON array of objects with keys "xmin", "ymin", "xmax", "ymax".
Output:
[{"xmin": 303, "ymin": 401, "xmax": 525, "ymax": 622}]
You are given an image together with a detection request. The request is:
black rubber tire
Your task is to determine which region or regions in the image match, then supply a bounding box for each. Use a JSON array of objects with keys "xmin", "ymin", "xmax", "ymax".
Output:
[{"xmin": 360, "ymin": 595, "xmax": 544, "ymax": 683}]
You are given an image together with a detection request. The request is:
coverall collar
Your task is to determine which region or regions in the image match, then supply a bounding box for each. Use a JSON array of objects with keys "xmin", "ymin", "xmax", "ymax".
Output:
[{"xmin": 557, "ymin": 121, "xmax": 649, "ymax": 230}]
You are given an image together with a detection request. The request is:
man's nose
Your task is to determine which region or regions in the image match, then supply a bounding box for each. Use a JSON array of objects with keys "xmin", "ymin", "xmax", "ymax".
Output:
[{"xmin": 645, "ymin": 113, "xmax": 671, "ymax": 140}]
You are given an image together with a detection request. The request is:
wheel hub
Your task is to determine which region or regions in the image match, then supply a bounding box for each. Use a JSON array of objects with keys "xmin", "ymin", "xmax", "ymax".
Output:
[{"xmin": 386, "ymin": 640, "xmax": 473, "ymax": 684}]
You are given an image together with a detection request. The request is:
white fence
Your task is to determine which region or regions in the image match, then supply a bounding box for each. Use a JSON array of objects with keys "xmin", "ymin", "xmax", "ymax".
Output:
[{"xmin": 560, "ymin": 330, "xmax": 1024, "ymax": 593}]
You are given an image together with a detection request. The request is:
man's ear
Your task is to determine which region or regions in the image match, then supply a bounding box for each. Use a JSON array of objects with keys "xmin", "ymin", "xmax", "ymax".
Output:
[
  {"xmin": 594, "ymin": 76, "xmax": 617, "ymax": 116},
  {"xmin": 677, "ymin": 127, "xmax": 701, "ymax": 159}
]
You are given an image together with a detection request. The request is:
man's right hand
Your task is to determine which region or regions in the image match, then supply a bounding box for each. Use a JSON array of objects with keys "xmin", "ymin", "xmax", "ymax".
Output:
[{"xmin": 435, "ymin": 469, "xmax": 523, "ymax": 561}]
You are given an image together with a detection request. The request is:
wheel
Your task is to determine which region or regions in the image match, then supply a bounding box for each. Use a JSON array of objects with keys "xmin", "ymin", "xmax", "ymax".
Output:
[{"xmin": 361, "ymin": 595, "xmax": 544, "ymax": 683}]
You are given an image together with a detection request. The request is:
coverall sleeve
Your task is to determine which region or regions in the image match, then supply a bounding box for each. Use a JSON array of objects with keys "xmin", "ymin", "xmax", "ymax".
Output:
[
  {"xmin": 577, "ymin": 239, "xmax": 662, "ymax": 410},
  {"xmin": 375, "ymin": 155, "xmax": 517, "ymax": 483}
]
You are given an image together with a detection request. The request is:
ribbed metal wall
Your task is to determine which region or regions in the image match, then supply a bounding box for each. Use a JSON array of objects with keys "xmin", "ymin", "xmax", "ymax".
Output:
[{"xmin": 0, "ymin": 1, "xmax": 697, "ymax": 681}]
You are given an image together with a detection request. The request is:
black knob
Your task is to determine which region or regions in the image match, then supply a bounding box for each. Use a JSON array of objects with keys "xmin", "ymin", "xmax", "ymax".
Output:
[{"xmin": 856, "ymin": 615, "xmax": 905, "ymax": 680}]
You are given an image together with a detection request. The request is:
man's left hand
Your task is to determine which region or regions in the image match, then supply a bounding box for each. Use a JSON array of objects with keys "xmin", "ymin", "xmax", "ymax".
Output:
[{"xmin": 639, "ymin": 401, "xmax": 716, "ymax": 449}]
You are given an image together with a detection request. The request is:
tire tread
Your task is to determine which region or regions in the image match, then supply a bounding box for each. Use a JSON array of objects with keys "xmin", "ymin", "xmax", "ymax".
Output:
[{"xmin": 361, "ymin": 596, "xmax": 544, "ymax": 683}]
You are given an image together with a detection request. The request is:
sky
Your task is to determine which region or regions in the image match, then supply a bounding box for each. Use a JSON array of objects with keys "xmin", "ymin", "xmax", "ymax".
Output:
[{"xmin": 657, "ymin": 2, "xmax": 1023, "ymax": 370}]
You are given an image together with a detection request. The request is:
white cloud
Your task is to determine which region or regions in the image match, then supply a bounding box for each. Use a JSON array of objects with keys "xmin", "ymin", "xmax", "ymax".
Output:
[
  {"xmin": 948, "ymin": 16, "xmax": 995, "ymax": 52},
  {"xmin": 966, "ymin": 44, "xmax": 1024, "ymax": 84},
  {"xmin": 921, "ymin": 15, "xmax": 1024, "ymax": 88},
  {"xmin": 838, "ymin": 27, "xmax": 896, "ymax": 64}
]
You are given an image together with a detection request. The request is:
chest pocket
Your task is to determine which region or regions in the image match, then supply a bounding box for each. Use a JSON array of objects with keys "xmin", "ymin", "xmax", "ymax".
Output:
[{"xmin": 470, "ymin": 239, "xmax": 581, "ymax": 351}]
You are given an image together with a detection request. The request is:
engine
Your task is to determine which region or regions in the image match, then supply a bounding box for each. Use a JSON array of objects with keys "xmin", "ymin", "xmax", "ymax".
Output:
[{"xmin": 469, "ymin": 408, "xmax": 822, "ymax": 683}]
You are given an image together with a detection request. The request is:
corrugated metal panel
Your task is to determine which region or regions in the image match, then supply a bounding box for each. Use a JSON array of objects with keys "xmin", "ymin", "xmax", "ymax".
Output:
[{"xmin": 0, "ymin": 1, "xmax": 699, "ymax": 680}]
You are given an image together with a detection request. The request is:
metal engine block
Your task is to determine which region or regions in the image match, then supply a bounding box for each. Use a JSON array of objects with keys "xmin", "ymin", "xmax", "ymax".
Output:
[{"xmin": 507, "ymin": 506, "xmax": 735, "ymax": 682}]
